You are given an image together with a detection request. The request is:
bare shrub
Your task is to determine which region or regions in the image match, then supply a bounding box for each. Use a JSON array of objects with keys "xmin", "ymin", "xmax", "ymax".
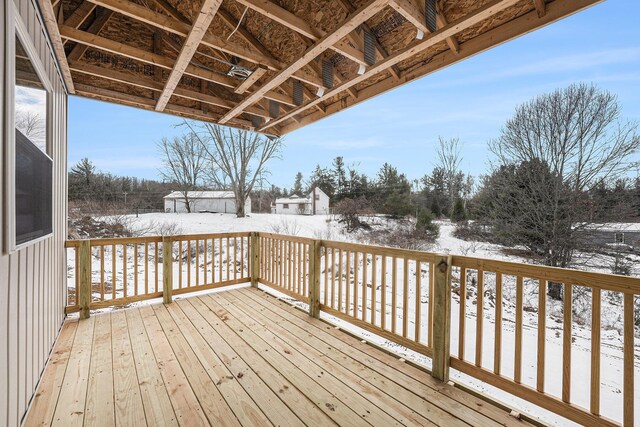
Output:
[
  {"xmin": 335, "ymin": 197, "xmax": 373, "ymax": 232},
  {"xmin": 270, "ymin": 217, "xmax": 301, "ymax": 235}
]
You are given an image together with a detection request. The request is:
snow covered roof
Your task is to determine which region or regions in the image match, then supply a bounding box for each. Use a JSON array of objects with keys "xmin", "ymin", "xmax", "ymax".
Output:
[{"xmin": 164, "ymin": 191, "xmax": 235, "ymax": 200}]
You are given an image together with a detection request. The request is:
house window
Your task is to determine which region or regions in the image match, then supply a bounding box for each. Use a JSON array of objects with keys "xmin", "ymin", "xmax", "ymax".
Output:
[
  {"xmin": 6, "ymin": 17, "xmax": 53, "ymax": 252},
  {"xmin": 298, "ymin": 203, "xmax": 306, "ymax": 210},
  {"xmin": 315, "ymin": 194, "xmax": 320, "ymax": 200},
  {"xmin": 283, "ymin": 203, "xmax": 289, "ymax": 209}
]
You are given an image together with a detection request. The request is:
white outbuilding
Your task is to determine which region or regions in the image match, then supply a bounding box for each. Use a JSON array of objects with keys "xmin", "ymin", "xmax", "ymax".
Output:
[
  {"xmin": 272, "ymin": 187, "xmax": 330, "ymax": 215},
  {"xmin": 164, "ymin": 191, "xmax": 251, "ymax": 214}
]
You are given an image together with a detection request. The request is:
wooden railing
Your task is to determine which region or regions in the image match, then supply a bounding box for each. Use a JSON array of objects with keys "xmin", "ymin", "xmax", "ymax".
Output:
[
  {"xmin": 65, "ymin": 232, "xmax": 252, "ymax": 317},
  {"xmin": 66, "ymin": 232, "xmax": 639, "ymax": 426}
]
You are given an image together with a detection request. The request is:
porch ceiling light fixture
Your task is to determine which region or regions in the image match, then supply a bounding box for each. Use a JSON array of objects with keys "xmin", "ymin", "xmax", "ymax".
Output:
[
  {"xmin": 357, "ymin": 64, "xmax": 366, "ymax": 75},
  {"xmin": 416, "ymin": 29, "xmax": 425, "ymax": 40},
  {"xmin": 316, "ymin": 87, "xmax": 325, "ymax": 97},
  {"xmin": 226, "ymin": 56, "xmax": 252, "ymax": 79}
]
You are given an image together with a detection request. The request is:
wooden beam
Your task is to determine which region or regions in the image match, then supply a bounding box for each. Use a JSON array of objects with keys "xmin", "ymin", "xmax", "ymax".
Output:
[
  {"xmin": 234, "ymin": 0, "xmax": 368, "ymax": 66},
  {"xmin": 73, "ymin": 82, "xmax": 274, "ymax": 133},
  {"xmin": 219, "ymin": 0, "xmax": 389, "ymax": 124},
  {"xmin": 148, "ymin": 0, "xmax": 191, "ymax": 24},
  {"xmin": 64, "ymin": 1, "xmax": 97, "ymax": 28},
  {"xmin": 59, "ymin": 25, "xmax": 241, "ymax": 88},
  {"xmin": 389, "ymin": 0, "xmax": 429, "ymax": 34},
  {"xmin": 436, "ymin": 8, "xmax": 460, "ymax": 54},
  {"xmin": 533, "ymin": 0, "xmax": 546, "ymax": 17},
  {"xmin": 278, "ymin": 0, "xmax": 601, "ymax": 134},
  {"xmin": 67, "ymin": 8, "xmax": 114, "ymax": 62},
  {"xmin": 35, "ymin": 0, "xmax": 76, "ymax": 92},
  {"xmin": 69, "ymin": 61, "xmax": 271, "ymax": 118},
  {"xmin": 87, "ymin": 0, "xmax": 281, "ymax": 70},
  {"xmin": 262, "ymin": 0, "xmax": 523, "ymax": 131},
  {"xmin": 335, "ymin": 0, "xmax": 401, "ymax": 79},
  {"xmin": 234, "ymin": 67, "xmax": 267, "ymax": 94},
  {"xmin": 155, "ymin": 0, "xmax": 223, "ymax": 111}
]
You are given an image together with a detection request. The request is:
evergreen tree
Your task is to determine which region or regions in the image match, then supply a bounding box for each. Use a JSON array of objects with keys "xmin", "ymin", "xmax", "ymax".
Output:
[
  {"xmin": 292, "ymin": 172, "xmax": 304, "ymax": 195},
  {"xmin": 451, "ymin": 197, "xmax": 467, "ymax": 222}
]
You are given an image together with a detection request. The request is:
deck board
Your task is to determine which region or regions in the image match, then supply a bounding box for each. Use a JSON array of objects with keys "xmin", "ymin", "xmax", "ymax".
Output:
[{"xmin": 26, "ymin": 287, "xmax": 533, "ymax": 427}]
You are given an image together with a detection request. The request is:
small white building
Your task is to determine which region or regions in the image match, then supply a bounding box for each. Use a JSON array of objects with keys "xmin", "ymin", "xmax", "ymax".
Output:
[
  {"xmin": 164, "ymin": 191, "xmax": 251, "ymax": 214},
  {"xmin": 272, "ymin": 187, "xmax": 330, "ymax": 215}
]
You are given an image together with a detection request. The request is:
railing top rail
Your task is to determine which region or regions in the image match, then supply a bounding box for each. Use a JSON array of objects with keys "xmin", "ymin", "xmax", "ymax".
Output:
[
  {"xmin": 451, "ymin": 254, "xmax": 640, "ymax": 294},
  {"xmin": 256, "ymin": 232, "xmax": 314, "ymax": 244},
  {"xmin": 65, "ymin": 231, "xmax": 252, "ymax": 248},
  {"xmin": 321, "ymin": 239, "xmax": 440, "ymax": 262}
]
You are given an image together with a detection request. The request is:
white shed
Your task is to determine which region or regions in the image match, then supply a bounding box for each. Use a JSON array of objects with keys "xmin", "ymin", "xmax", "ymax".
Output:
[
  {"xmin": 164, "ymin": 191, "xmax": 251, "ymax": 214},
  {"xmin": 272, "ymin": 187, "xmax": 330, "ymax": 215}
]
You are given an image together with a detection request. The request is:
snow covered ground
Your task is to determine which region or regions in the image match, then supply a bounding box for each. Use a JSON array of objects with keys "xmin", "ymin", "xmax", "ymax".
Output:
[{"xmin": 69, "ymin": 212, "xmax": 639, "ymax": 426}]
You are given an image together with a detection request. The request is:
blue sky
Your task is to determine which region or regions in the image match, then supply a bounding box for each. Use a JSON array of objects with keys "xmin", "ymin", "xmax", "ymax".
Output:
[{"xmin": 69, "ymin": 0, "xmax": 640, "ymax": 189}]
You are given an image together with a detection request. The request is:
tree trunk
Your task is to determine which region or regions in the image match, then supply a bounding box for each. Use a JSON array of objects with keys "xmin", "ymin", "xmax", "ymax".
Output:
[
  {"xmin": 236, "ymin": 193, "xmax": 245, "ymax": 218},
  {"xmin": 548, "ymin": 282, "xmax": 563, "ymax": 300}
]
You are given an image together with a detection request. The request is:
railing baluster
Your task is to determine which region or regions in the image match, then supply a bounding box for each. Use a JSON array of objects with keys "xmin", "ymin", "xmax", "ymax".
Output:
[
  {"xmin": 371, "ymin": 255, "xmax": 377, "ymax": 326},
  {"xmin": 381, "ymin": 255, "xmax": 386, "ymax": 330},
  {"xmin": 346, "ymin": 251, "xmax": 352, "ymax": 316},
  {"xmin": 134, "ymin": 243, "xmax": 139, "ymax": 296},
  {"xmin": 234, "ymin": 237, "xmax": 238, "ymax": 281},
  {"xmin": 203, "ymin": 239, "xmax": 208, "ymax": 284},
  {"xmin": 196, "ymin": 239, "xmax": 200, "ymax": 286},
  {"xmin": 494, "ymin": 272, "xmax": 501, "ymax": 374},
  {"xmin": 338, "ymin": 249, "xmax": 344, "ymax": 312},
  {"xmin": 562, "ymin": 283, "xmax": 572, "ymax": 403},
  {"xmin": 623, "ymin": 292, "xmax": 634, "ymax": 426},
  {"xmin": 219, "ymin": 238, "xmax": 223, "ymax": 283},
  {"xmin": 112, "ymin": 244, "xmax": 116, "ymax": 300},
  {"xmin": 362, "ymin": 253, "xmax": 368, "ymax": 322},
  {"xmin": 100, "ymin": 245, "xmax": 105, "ymax": 301},
  {"xmin": 459, "ymin": 266, "xmax": 467, "ymax": 360},
  {"xmin": 163, "ymin": 237, "xmax": 172, "ymax": 304},
  {"xmin": 475, "ymin": 269, "xmax": 484, "ymax": 367},
  {"xmin": 155, "ymin": 242, "xmax": 159, "ymax": 292},
  {"xmin": 144, "ymin": 242, "xmax": 149, "ymax": 295},
  {"xmin": 303, "ymin": 244, "xmax": 308, "ymax": 296},
  {"xmin": 123, "ymin": 244, "xmax": 128, "ymax": 299},
  {"xmin": 186, "ymin": 240, "xmax": 191, "ymax": 287},
  {"xmin": 537, "ymin": 278, "xmax": 546, "ymax": 392},
  {"xmin": 428, "ymin": 261, "xmax": 435, "ymax": 348},
  {"xmin": 226, "ymin": 237, "xmax": 231, "ymax": 281},
  {"xmin": 414, "ymin": 260, "xmax": 420, "ymax": 342},
  {"xmin": 515, "ymin": 275, "xmax": 523, "ymax": 383},
  {"xmin": 392, "ymin": 256, "xmax": 397, "ymax": 335},
  {"xmin": 590, "ymin": 287, "xmax": 601, "ymax": 415},
  {"xmin": 178, "ymin": 240, "xmax": 183, "ymax": 289},
  {"xmin": 353, "ymin": 252, "xmax": 359, "ymax": 318},
  {"xmin": 403, "ymin": 257, "xmax": 409, "ymax": 338},
  {"xmin": 241, "ymin": 236, "xmax": 244, "ymax": 277},
  {"xmin": 331, "ymin": 247, "xmax": 337, "ymax": 308}
]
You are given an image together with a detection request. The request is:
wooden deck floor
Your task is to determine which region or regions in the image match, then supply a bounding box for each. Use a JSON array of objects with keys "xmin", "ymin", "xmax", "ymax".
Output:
[{"xmin": 26, "ymin": 287, "xmax": 531, "ymax": 426}]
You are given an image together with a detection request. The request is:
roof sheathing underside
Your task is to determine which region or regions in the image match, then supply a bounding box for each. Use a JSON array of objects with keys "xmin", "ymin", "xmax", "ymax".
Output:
[{"xmin": 43, "ymin": 0, "xmax": 599, "ymax": 135}]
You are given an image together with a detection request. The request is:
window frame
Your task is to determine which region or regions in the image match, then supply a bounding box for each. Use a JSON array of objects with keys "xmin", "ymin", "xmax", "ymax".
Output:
[{"xmin": 4, "ymin": 3, "xmax": 55, "ymax": 254}]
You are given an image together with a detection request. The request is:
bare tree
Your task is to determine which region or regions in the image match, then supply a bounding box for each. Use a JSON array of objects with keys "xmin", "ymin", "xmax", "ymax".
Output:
[
  {"xmin": 16, "ymin": 110, "xmax": 45, "ymax": 148},
  {"xmin": 185, "ymin": 122, "xmax": 283, "ymax": 217},
  {"xmin": 488, "ymin": 83, "xmax": 640, "ymax": 299},
  {"xmin": 157, "ymin": 132, "xmax": 208, "ymax": 213}
]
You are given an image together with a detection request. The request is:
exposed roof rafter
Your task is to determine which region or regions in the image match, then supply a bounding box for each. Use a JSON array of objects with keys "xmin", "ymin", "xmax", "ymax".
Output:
[
  {"xmin": 154, "ymin": 0, "xmax": 224, "ymax": 111},
  {"xmin": 219, "ymin": 0, "xmax": 390, "ymax": 124}
]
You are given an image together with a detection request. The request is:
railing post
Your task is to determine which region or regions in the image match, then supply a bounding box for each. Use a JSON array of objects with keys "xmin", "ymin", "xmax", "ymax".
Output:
[
  {"xmin": 251, "ymin": 232, "xmax": 260, "ymax": 287},
  {"xmin": 432, "ymin": 254, "xmax": 452, "ymax": 382},
  {"xmin": 78, "ymin": 240, "xmax": 92, "ymax": 320},
  {"xmin": 163, "ymin": 237, "xmax": 173, "ymax": 304},
  {"xmin": 308, "ymin": 240, "xmax": 321, "ymax": 318}
]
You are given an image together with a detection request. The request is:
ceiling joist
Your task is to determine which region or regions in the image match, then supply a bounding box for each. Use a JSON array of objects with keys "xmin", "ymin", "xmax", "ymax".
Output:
[
  {"xmin": 219, "ymin": 0, "xmax": 390, "ymax": 124},
  {"xmin": 154, "ymin": 0, "xmax": 223, "ymax": 111},
  {"xmin": 260, "ymin": 0, "xmax": 523, "ymax": 131}
]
